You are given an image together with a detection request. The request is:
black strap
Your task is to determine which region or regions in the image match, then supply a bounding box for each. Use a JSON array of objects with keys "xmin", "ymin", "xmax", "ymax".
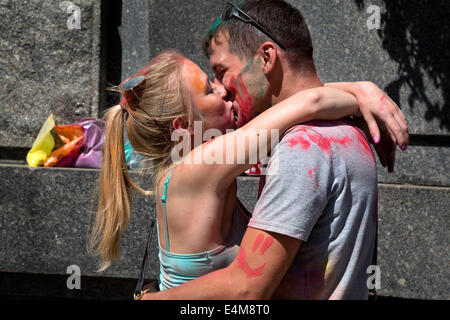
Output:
[{"xmin": 134, "ymin": 219, "xmax": 155, "ymax": 297}]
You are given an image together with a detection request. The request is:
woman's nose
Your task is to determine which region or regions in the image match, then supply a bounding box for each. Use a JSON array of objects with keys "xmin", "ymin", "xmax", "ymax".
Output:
[{"xmin": 212, "ymin": 83, "xmax": 229, "ymax": 100}]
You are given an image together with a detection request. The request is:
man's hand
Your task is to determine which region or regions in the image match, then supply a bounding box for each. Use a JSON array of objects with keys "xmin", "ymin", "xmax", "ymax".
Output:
[{"xmin": 325, "ymin": 81, "xmax": 409, "ymax": 172}]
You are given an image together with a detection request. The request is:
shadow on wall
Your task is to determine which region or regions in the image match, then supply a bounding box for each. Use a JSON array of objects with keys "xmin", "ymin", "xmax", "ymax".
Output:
[
  {"xmin": 355, "ymin": 0, "xmax": 450, "ymax": 131},
  {"xmin": 99, "ymin": 0, "xmax": 123, "ymax": 116}
]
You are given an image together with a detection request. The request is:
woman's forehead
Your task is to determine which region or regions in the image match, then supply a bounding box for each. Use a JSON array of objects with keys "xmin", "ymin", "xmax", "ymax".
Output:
[{"xmin": 182, "ymin": 59, "xmax": 208, "ymax": 93}]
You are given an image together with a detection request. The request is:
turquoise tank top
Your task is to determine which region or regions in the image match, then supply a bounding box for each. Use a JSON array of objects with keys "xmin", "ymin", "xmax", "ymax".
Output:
[{"xmin": 156, "ymin": 173, "xmax": 248, "ymax": 291}]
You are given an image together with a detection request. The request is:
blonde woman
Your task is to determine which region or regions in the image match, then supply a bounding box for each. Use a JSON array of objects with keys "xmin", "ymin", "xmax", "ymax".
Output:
[{"xmin": 89, "ymin": 50, "xmax": 381, "ymax": 291}]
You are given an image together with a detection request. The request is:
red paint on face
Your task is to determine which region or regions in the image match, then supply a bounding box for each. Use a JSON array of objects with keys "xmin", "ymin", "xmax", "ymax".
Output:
[
  {"xmin": 229, "ymin": 74, "xmax": 253, "ymax": 126},
  {"xmin": 237, "ymin": 248, "xmax": 266, "ymax": 278}
]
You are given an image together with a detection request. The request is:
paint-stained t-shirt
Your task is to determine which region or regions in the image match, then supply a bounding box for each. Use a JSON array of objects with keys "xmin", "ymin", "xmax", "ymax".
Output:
[{"xmin": 248, "ymin": 120, "xmax": 378, "ymax": 300}]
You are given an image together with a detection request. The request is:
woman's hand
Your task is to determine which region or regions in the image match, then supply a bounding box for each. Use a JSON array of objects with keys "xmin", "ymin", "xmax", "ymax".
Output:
[
  {"xmin": 325, "ymin": 81, "xmax": 409, "ymax": 172},
  {"xmin": 325, "ymin": 81, "xmax": 409, "ymax": 148}
]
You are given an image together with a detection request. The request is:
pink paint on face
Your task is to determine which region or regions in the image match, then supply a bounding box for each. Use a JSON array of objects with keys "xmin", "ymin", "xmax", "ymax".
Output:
[
  {"xmin": 229, "ymin": 74, "xmax": 253, "ymax": 126},
  {"xmin": 237, "ymin": 248, "xmax": 266, "ymax": 278}
]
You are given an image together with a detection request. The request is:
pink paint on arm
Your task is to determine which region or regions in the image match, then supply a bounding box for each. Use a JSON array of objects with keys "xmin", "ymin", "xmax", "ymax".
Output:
[
  {"xmin": 237, "ymin": 248, "xmax": 266, "ymax": 278},
  {"xmin": 379, "ymin": 95, "xmax": 386, "ymax": 111},
  {"xmin": 259, "ymin": 237, "xmax": 274, "ymax": 255},
  {"xmin": 252, "ymin": 234, "xmax": 265, "ymax": 253}
]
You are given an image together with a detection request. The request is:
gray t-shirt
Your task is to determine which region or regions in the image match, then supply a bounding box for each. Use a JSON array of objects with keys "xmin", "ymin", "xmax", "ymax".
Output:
[{"xmin": 248, "ymin": 120, "xmax": 378, "ymax": 300}]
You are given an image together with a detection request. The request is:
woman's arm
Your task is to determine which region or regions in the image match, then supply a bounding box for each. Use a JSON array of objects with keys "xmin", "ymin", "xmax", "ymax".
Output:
[{"xmin": 182, "ymin": 86, "xmax": 358, "ymax": 192}]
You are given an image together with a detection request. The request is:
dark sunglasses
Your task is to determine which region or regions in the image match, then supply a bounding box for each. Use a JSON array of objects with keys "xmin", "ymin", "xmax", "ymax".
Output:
[{"xmin": 221, "ymin": 1, "xmax": 286, "ymax": 51}]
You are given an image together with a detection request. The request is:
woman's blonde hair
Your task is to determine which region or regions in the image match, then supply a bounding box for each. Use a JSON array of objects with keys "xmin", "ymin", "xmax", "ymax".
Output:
[{"xmin": 89, "ymin": 50, "xmax": 201, "ymax": 271}]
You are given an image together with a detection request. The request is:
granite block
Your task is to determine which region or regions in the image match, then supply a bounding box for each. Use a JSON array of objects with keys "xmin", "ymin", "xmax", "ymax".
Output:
[
  {"xmin": 0, "ymin": 0, "xmax": 101, "ymax": 148},
  {"xmin": 118, "ymin": 0, "xmax": 151, "ymax": 79},
  {"xmin": 376, "ymin": 145, "xmax": 450, "ymax": 187},
  {"xmin": 0, "ymin": 164, "xmax": 159, "ymax": 280},
  {"xmin": 377, "ymin": 184, "xmax": 450, "ymax": 300},
  {"xmin": 148, "ymin": 0, "xmax": 228, "ymax": 78}
]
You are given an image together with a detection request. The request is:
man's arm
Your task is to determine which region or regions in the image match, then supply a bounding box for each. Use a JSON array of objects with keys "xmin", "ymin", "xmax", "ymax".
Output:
[{"xmin": 142, "ymin": 227, "xmax": 301, "ymax": 300}]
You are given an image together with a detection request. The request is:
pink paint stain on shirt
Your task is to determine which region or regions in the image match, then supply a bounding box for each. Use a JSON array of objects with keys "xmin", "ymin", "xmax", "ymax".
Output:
[
  {"xmin": 305, "ymin": 132, "xmax": 331, "ymax": 154},
  {"xmin": 288, "ymin": 134, "xmax": 311, "ymax": 151},
  {"xmin": 327, "ymin": 136, "xmax": 353, "ymax": 148},
  {"xmin": 237, "ymin": 248, "xmax": 266, "ymax": 278},
  {"xmin": 354, "ymin": 129, "xmax": 375, "ymax": 160},
  {"xmin": 308, "ymin": 168, "xmax": 317, "ymax": 179},
  {"xmin": 308, "ymin": 168, "xmax": 319, "ymax": 189}
]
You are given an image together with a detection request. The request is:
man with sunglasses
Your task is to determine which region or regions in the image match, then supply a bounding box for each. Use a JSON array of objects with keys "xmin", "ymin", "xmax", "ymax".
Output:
[{"xmin": 143, "ymin": 0, "xmax": 408, "ymax": 299}]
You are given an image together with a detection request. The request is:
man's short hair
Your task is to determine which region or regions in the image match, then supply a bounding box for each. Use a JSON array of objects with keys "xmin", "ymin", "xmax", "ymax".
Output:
[{"xmin": 203, "ymin": 0, "xmax": 316, "ymax": 75}]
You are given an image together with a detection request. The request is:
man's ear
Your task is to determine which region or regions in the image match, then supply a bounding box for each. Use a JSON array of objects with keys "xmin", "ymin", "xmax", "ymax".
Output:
[{"xmin": 257, "ymin": 42, "xmax": 278, "ymax": 75}]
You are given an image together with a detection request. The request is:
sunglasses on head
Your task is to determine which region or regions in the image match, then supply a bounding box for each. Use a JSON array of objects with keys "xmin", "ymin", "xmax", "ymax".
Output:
[{"xmin": 221, "ymin": 1, "xmax": 286, "ymax": 51}]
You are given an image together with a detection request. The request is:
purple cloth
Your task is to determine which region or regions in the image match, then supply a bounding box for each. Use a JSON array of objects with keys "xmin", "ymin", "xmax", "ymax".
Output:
[{"xmin": 73, "ymin": 118, "xmax": 105, "ymax": 169}]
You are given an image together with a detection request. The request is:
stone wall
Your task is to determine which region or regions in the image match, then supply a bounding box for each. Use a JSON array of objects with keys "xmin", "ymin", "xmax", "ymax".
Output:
[
  {"xmin": 0, "ymin": 0, "xmax": 448, "ymax": 300},
  {"xmin": 0, "ymin": 0, "xmax": 101, "ymax": 149}
]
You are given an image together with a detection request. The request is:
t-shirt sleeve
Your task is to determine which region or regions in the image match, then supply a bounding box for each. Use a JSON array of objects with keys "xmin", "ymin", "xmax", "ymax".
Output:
[{"xmin": 248, "ymin": 127, "xmax": 334, "ymax": 242}]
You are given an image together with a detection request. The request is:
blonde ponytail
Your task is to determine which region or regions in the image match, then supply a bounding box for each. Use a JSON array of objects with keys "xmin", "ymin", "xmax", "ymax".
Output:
[{"xmin": 89, "ymin": 105, "xmax": 133, "ymax": 271}]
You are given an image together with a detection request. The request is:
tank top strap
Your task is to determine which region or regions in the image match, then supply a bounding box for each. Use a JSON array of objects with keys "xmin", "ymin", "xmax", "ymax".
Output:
[{"xmin": 161, "ymin": 173, "xmax": 172, "ymax": 252}]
